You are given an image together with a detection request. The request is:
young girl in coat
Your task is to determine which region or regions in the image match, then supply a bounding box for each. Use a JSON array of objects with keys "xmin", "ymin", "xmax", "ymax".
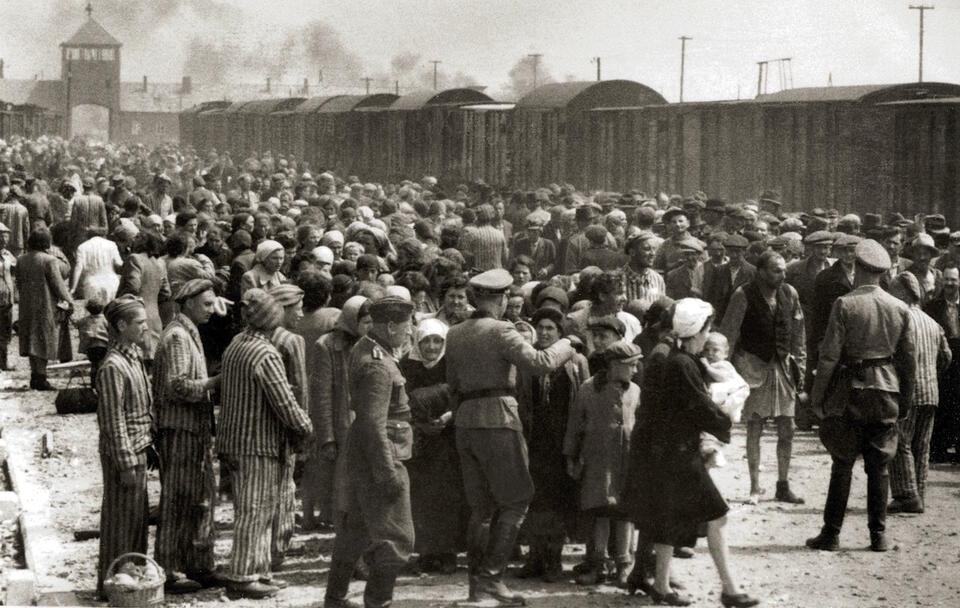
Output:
[{"xmin": 564, "ymin": 340, "xmax": 643, "ymax": 587}]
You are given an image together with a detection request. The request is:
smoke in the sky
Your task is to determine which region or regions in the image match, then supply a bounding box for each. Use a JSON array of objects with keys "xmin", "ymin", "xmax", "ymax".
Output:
[{"xmin": 506, "ymin": 55, "xmax": 556, "ymax": 99}]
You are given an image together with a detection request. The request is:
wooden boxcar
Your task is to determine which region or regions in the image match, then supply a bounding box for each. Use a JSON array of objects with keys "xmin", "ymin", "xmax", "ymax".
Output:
[
  {"xmin": 239, "ymin": 98, "xmax": 304, "ymax": 158},
  {"xmin": 288, "ymin": 96, "xmax": 339, "ymax": 165},
  {"xmin": 446, "ymin": 103, "xmax": 515, "ymax": 185},
  {"xmin": 377, "ymin": 88, "xmax": 494, "ymax": 183},
  {"xmin": 511, "ymin": 80, "xmax": 667, "ymax": 189},
  {"xmin": 180, "ymin": 101, "xmax": 231, "ymax": 150},
  {"xmin": 308, "ymin": 94, "xmax": 398, "ymax": 177}
]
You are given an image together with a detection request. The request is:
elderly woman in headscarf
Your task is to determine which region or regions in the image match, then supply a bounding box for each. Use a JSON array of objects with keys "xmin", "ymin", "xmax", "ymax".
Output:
[
  {"xmin": 240, "ymin": 239, "xmax": 286, "ymax": 296},
  {"xmin": 302, "ymin": 295, "xmax": 372, "ymax": 531},
  {"xmin": 398, "ymin": 318, "xmax": 467, "ymax": 575},
  {"xmin": 623, "ymin": 298, "xmax": 759, "ymax": 608},
  {"xmin": 320, "ymin": 230, "xmax": 344, "ymax": 261}
]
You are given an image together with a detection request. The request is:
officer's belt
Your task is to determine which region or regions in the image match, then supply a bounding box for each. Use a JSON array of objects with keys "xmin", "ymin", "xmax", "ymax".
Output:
[{"xmin": 459, "ymin": 388, "xmax": 516, "ymax": 402}]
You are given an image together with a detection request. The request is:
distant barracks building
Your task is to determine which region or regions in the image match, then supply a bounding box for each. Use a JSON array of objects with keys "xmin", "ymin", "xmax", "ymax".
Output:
[{"xmin": 0, "ymin": 3, "xmax": 295, "ymax": 145}]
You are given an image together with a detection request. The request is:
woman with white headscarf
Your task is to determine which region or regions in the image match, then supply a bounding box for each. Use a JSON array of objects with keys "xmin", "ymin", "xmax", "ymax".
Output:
[
  {"xmin": 399, "ymin": 318, "xmax": 467, "ymax": 575},
  {"xmin": 622, "ymin": 298, "xmax": 759, "ymax": 607},
  {"xmin": 240, "ymin": 239, "xmax": 286, "ymax": 296}
]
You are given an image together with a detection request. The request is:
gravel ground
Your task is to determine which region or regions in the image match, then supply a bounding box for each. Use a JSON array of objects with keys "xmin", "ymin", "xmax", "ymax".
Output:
[{"xmin": 2, "ymin": 345, "xmax": 960, "ymax": 607}]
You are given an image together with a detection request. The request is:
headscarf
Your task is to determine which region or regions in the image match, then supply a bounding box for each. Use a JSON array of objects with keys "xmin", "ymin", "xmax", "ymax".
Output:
[
  {"xmin": 313, "ymin": 246, "xmax": 334, "ymax": 266},
  {"xmin": 321, "ymin": 230, "xmax": 344, "ymax": 247},
  {"xmin": 335, "ymin": 295, "xmax": 369, "ymax": 337},
  {"xmin": 241, "ymin": 288, "xmax": 283, "ymax": 331},
  {"xmin": 267, "ymin": 284, "xmax": 305, "ymax": 307},
  {"xmin": 255, "ymin": 239, "xmax": 283, "ymax": 264},
  {"xmin": 672, "ymin": 297, "xmax": 714, "ymax": 339},
  {"xmin": 104, "ymin": 294, "xmax": 145, "ymax": 328},
  {"xmin": 410, "ymin": 318, "xmax": 449, "ymax": 368}
]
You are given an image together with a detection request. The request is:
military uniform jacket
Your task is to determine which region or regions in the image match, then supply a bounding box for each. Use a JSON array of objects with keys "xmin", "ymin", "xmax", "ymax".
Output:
[
  {"xmin": 346, "ymin": 334, "xmax": 413, "ymax": 485},
  {"xmin": 445, "ymin": 314, "xmax": 575, "ymax": 431},
  {"xmin": 810, "ymin": 285, "xmax": 917, "ymax": 418}
]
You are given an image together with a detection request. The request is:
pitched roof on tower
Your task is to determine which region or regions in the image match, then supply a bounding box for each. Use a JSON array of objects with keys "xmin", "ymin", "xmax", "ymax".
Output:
[{"xmin": 62, "ymin": 17, "xmax": 121, "ymax": 47}]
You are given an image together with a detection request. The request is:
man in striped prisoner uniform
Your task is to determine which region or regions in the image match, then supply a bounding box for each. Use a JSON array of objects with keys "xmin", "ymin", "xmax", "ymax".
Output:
[
  {"xmin": 219, "ymin": 288, "xmax": 313, "ymax": 599},
  {"xmin": 96, "ymin": 295, "xmax": 153, "ymax": 599},
  {"xmin": 266, "ymin": 283, "xmax": 308, "ymax": 570},
  {"xmin": 887, "ymin": 272, "xmax": 952, "ymax": 513},
  {"xmin": 325, "ymin": 296, "xmax": 415, "ymax": 608},
  {"xmin": 152, "ymin": 279, "xmax": 221, "ymax": 593}
]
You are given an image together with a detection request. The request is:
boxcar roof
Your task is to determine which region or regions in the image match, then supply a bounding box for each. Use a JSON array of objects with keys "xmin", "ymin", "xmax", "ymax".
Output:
[
  {"xmin": 756, "ymin": 82, "xmax": 960, "ymax": 104},
  {"xmin": 238, "ymin": 97, "xmax": 305, "ymax": 114},
  {"xmin": 389, "ymin": 88, "xmax": 493, "ymax": 110},
  {"xmin": 318, "ymin": 94, "xmax": 400, "ymax": 113},
  {"xmin": 515, "ymin": 80, "xmax": 667, "ymax": 110},
  {"xmin": 182, "ymin": 101, "xmax": 232, "ymax": 115}
]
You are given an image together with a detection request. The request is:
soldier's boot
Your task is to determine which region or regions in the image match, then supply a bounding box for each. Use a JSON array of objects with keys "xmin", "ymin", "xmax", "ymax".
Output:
[
  {"xmin": 514, "ymin": 542, "xmax": 543, "ymax": 579},
  {"xmin": 540, "ymin": 542, "xmax": 565, "ymax": 583},
  {"xmin": 466, "ymin": 521, "xmax": 490, "ymax": 601},
  {"xmin": 867, "ymin": 469, "xmax": 889, "ymax": 552},
  {"xmin": 324, "ymin": 560, "xmax": 362, "ymax": 608},
  {"xmin": 363, "ymin": 566, "xmax": 400, "ymax": 608},
  {"xmin": 475, "ymin": 520, "xmax": 526, "ymax": 606}
]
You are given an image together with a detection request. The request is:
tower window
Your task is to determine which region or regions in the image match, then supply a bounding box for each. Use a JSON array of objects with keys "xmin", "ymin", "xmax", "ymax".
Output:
[
  {"xmin": 101, "ymin": 48, "xmax": 115, "ymax": 61},
  {"xmin": 66, "ymin": 47, "xmax": 81, "ymax": 60}
]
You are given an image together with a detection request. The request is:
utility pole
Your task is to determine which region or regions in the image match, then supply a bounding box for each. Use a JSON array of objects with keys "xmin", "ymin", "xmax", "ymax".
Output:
[
  {"xmin": 362, "ymin": 77, "xmax": 373, "ymax": 94},
  {"xmin": 909, "ymin": 5, "xmax": 934, "ymax": 82},
  {"xmin": 528, "ymin": 53, "xmax": 542, "ymax": 90},
  {"xmin": 395, "ymin": 80, "xmax": 400, "ymax": 96},
  {"xmin": 678, "ymin": 36, "xmax": 692, "ymax": 102},
  {"xmin": 429, "ymin": 60, "xmax": 441, "ymax": 90},
  {"xmin": 592, "ymin": 57, "xmax": 601, "ymax": 81}
]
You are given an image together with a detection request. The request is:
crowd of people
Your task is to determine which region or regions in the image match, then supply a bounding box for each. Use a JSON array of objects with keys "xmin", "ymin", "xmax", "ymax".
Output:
[{"xmin": 0, "ymin": 132, "xmax": 957, "ymax": 607}]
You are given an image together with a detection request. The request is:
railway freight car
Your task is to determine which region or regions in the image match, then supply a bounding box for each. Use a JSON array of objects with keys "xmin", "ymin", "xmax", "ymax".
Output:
[
  {"xmin": 239, "ymin": 98, "xmax": 305, "ymax": 159},
  {"xmin": 446, "ymin": 102, "xmax": 515, "ymax": 186},
  {"xmin": 511, "ymin": 80, "xmax": 667, "ymax": 189},
  {"xmin": 179, "ymin": 101, "xmax": 230, "ymax": 150},
  {"xmin": 376, "ymin": 88, "xmax": 494, "ymax": 183},
  {"xmin": 304, "ymin": 94, "xmax": 398, "ymax": 177},
  {"xmin": 585, "ymin": 81, "xmax": 960, "ymax": 212}
]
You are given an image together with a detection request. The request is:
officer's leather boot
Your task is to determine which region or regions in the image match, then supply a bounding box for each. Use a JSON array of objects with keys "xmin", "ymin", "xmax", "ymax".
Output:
[
  {"xmin": 466, "ymin": 521, "xmax": 490, "ymax": 601},
  {"xmin": 476, "ymin": 520, "xmax": 526, "ymax": 606},
  {"xmin": 867, "ymin": 470, "xmax": 889, "ymax": 551},
  {"xmin": 362, "ymin": 566, "xmax": 399, "ymax": 608},
  {"xmin": 324, "ymin": 560, "xmax": 361, "ymax": 608}
]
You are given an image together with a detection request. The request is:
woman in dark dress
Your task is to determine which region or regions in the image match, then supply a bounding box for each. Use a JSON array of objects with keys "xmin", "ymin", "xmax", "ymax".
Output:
[
  {"xmin": 399, "ymin": 318, "xmax": 467, "ymax": 574},
  {"xmin": 624, "ymin": 298, "xmax": 759, "ymax": 607},
  {"xmin": 515, "ymin": 307, "xmax": 590, "ymax": 582}
]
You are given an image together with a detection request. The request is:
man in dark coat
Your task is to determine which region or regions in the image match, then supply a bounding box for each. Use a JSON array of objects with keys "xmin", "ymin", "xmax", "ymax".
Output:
[
  {"xmin": 807, "ymin": 240, "xmax": 916, "ymax": 553},
  {"xmin": 325, "ymin": 296, "xmax": 416, "ymax": 608},
  {"xmin": 807, "ymin": 234, "xmax": 860, "ymax": 392},
  {"xmin": 923, "ymin": 265, "xmax": 960, "ymax": 462}
]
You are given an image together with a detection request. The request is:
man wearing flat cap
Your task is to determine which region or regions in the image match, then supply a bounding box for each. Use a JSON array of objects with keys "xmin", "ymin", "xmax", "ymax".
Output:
[
  {"xmin": 807, "ymin": 234, "xmax": 861, "ymax": 404},
  {"xmin": 219, "ymin": 289, "xmax": 313, "ymax": 599},
  {"xmin": 266, "ymin": 283, "xmax": 308, "ymax": 571},
  {"xmin": 654, "ymin": 207, "xmax": 702, "ymax": 272},
  {"xmin": 153, "ymin": 279, "xmax": 221, "ymax": 593},
  {"xmin": 563, "ymin": 204, "xmax": 616, "ymax": 274},
  {"xmin": 665, "ymin": 238, "xmax": 705, "ymax": 300},
  {"xmin": 96, "ymin": 295, "xmax": 153, "ymax": 599},
  {"xmin": 144, "ymin": 173, "xmax": 174, "ymax": 218},
  {"xmin": 906, "ymin": 233, "xmax": 943, "ymax": 304},
  {"xmin": 445, "ymin": 268, "xmax": 576, "ymax": 606},
  {"xmin": 0, "ymin": 187, "xmax": 30, "ymax": 256},
  {"xmin": 701, "ymin": 233, "xmax": 756, "ymax": 322},
  {"xmin": 325, "ymin": 296, "xmax": 416, "ymax": 608},
  {"xmin": 511, "ymin": 214, "xmax": 557, "ymax": 278},
  {"xmin": 621, "ymin": 231, "xmax": 666, "ymax": 313},
  {"xmin": 807, "ymin": 240, "xmax": 916, "ymax": 553}
]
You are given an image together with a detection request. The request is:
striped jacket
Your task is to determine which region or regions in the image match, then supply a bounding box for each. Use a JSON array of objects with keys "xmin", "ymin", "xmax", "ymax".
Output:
[
  {"xmin": 153, "ymin": 313, "xmax": 211, "ymax": 434},
  {"xmin": 271, "ymin": 326, "xmax": 307, "ymax": 409},
  {"xmin": 460, "ymin": 225, "xmax": 509, "ymax": 271},
  {"xmin": 97, "ymin": 343, "xmax": 153, "ymax": 471},
  {"xmin": 218, "ymin": 330, "xmax": 313, "ymax": 458},
  {"xmin": 621, "ymin": 264, "xmax": 666, "ymax": 312},
  {"xmin": 906, "ymin": 305, "xmax": 952, "ymax": 406}
]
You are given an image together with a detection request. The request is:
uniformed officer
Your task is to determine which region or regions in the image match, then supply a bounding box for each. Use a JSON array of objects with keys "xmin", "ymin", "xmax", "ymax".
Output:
[
  {"xmin": 324, "ymin": 296, "xmax": 416, "ymax": 608},
  {"xmin": 445, "ymin": 269, "xmax": 576, "ymax": 606},
  {"xmin": 806, "ymin": 240, "xmax": 916, "ymax": 552}
]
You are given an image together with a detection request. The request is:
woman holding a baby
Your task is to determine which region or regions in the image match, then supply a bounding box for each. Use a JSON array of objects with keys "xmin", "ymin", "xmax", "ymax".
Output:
[{"xmin": 623, "ymin": 298, "xmax": 759, "ymax": 607}]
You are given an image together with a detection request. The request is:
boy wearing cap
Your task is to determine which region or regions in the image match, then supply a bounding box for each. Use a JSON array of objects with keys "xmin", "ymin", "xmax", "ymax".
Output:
[
  {"xmin": 153, "ymin": 279, "xmax": 221, "ymax": 593},
  {"xmin": 807, "ymin": 241, "xmax": 916, "ymax": 553},
  {"xmin": 325, "ymin": 296, "xmax": 416, "ymax": 608},
  {"xmin": 445, "ymin": 268, "xmax": 576, "ymax": 606},
  {"xmin": 665, "ymin": 239, "xmax": 705, "ymax": 300}
]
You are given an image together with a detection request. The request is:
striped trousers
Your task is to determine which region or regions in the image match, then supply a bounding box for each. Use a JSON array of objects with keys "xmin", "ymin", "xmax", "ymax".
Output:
[
  {"xmin": 154, "ymin": 428, "xmax": 217, "ymax": 579},
  {"xmin": 226, "ymin": 455, "xmax": 280, "ymax": 582},
  {"xmin": 890, "ymin": 403, "xmax": 937, "ymax": 502},
  {"xmin": 271, "ymin": 453, "xmax": 296, "ymax": 564},
  {"xmin": 97, "ymin": 451, "xmax": 148, "ymax": 596}
]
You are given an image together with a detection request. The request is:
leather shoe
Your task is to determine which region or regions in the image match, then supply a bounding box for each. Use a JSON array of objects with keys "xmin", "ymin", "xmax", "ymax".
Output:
[
  {"xmin": 805, "ymin": 531, "xmax": 839, "ymax": 551},
  {"xmin": 227, "ymin": 581, "xmax": 278, "ymax": 599},
  {"xmin": 648, "ymin": 588, "xmax": 692, "ymax": 606},
  {"xmin": 870, "ymin": 532, "xmax": 889, "ymax": 552},
  {"xmin": 672, "ymin": 546, "xmax": 695, "ymax": 559},
  {"xmin": 888, "ymin": 497, "xmax": 924, "ymax": 514},
  {"xmin": 775, "ymin": 480, "xmax": 805, "ymax": 504},
  {"xmin": 164, "ymin": 577, "xmax": 202, "ymax": 594},
  {"xmin": 261, "ymin": 577, "xmax": 288, "ymax": 589},
  {"xmin": 323, "ymin": 597, "xmax": 362, "ymax": 608},
  {"xmin": 721, "ymin": 592, "xmax": 761, "ymax": 607}
]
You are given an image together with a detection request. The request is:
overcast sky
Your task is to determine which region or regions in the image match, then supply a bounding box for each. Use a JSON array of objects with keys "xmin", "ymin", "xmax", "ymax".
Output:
[{"xmin": 1, "ymin": 0, "xmax": 958, "ymax": 101}]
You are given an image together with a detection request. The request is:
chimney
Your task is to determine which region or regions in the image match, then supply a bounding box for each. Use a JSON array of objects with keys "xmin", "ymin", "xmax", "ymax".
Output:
[
  {"xmin": 0, "ymin": 59, "xmax": 4, "ymax": 79},
  {"xmin": 142, "ymin": 75, "xmax": 148, "ymax": 92},
  {"xmin": 181, "ymin": 75, "xmax": 192, "ymax": 94},
  {"xmin": 303, "ymin": 78, "xmax": 308, "ymax": 95},
  {"xmin": 266, "ymin": 77, "xmax": 271, "ymax": 93}
]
